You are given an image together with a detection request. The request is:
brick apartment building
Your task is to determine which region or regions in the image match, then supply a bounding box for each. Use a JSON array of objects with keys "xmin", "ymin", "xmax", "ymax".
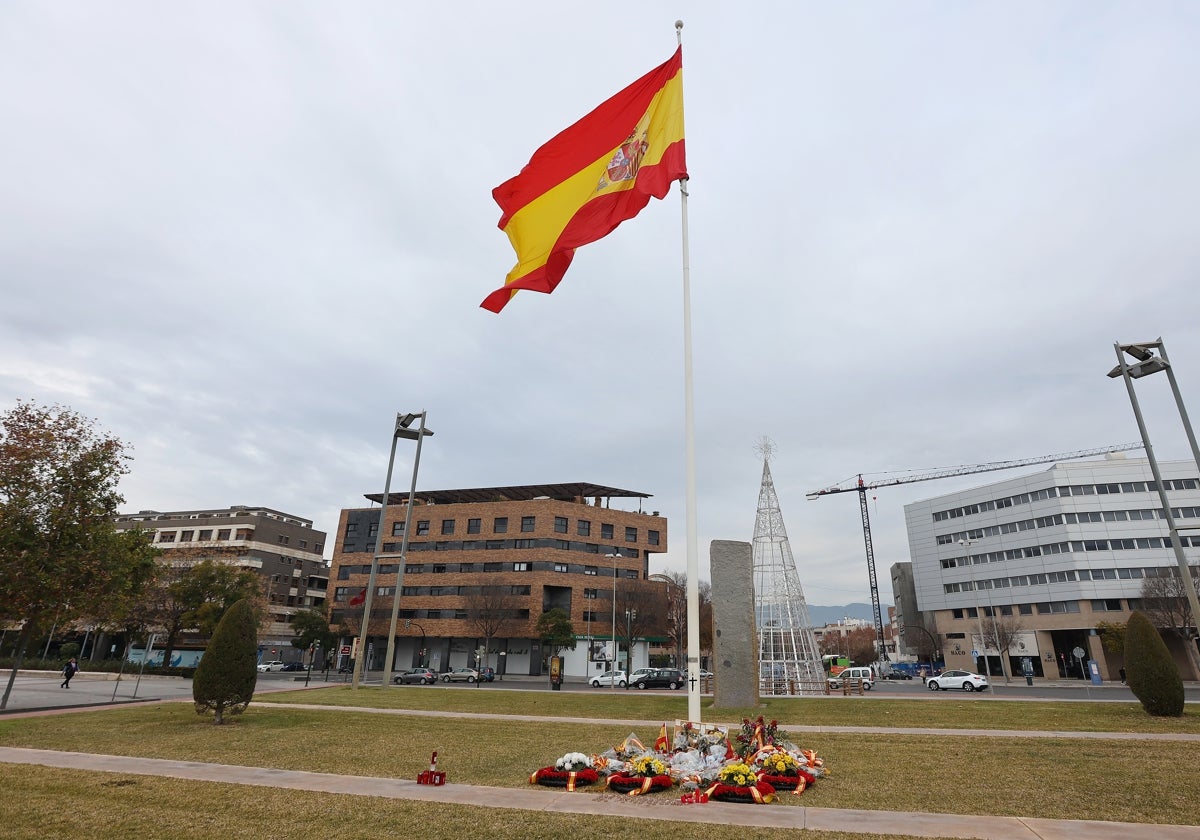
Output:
[
  {"xmin": 328, "ymin": 482, "xmax": 668, "ymax": 679},
  {"xmin": 114, "ymin": 505, "xmax": 329, "ymax": 662}
]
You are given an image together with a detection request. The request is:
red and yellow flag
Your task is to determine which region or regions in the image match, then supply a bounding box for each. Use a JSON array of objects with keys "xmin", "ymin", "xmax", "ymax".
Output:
[
  {"xmin": 654, "ymin": 723, "xmax": 669, "ymax": 753},
  {"xmin": 482, "ymin": 47, "xmax": 687, "ymax": 313}
]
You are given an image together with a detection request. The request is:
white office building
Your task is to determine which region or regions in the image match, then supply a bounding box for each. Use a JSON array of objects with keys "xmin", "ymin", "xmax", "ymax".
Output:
[{"xmin": 904, "ymin": 455, "xmax": 1200, "ymax": 681}]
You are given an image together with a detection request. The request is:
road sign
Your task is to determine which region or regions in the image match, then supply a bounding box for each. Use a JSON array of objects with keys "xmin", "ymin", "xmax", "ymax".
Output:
[
  {"xmin": 1072, "ymin": 646, "xmax": 1085, "ymax": 659},
  {"xmin": 970, "ymin": 649, "xmax": 979, "ymax": 658},
  {"xmin": 340, "ymin": 645, "xmax": 351, "ymax": 655}
]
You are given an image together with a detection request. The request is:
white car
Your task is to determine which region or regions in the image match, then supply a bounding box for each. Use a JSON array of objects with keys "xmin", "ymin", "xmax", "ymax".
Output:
[
  {"xmin": 927, "ymin": 669, "xmax": 989, "ymax": 692},
  {"xmin": 256, "ymin": 660, "xmax": 284, "ymax": 672},
  {"xmin": 628, "ymin": 668, "xmax": 655, "ymax": 684},
  {"xmin": 589, "ymin": 670, "xmax": 627, "ymax": 688}
]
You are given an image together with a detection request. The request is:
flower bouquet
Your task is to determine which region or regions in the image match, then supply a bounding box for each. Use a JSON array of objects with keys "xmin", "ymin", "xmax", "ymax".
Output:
[
  {"xmin": 606, "ymin": 754, "xmax": 674, "ymax": 796},
  {"xmin": 753, "ymin": 749, "xmax": 816, "ymax": 794},
  {"xmin": 529, "ymin": 752, "xmax": 599, "ymax": 791},
  {"xmin": 704, "ymin": 762, "xmax": 775, "ymax": 804}
]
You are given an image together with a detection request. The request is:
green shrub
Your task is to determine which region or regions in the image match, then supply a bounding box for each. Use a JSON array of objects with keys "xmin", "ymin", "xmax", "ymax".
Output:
[
  {"xmin": 58, "ymin": 642, "xmax": 81, "ymax": 661},
  {"xmin": 192, "ymin": 598, "xmax": 257, "ymax": 724},
  {"xmin": 1123, "ymin": 610, "xmax": 1184, "ymax": 717}
]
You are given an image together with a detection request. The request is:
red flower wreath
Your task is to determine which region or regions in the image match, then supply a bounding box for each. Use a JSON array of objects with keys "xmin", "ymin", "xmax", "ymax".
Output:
[
  {"xmin": 704, "ymin": 779, "xmax": 776, "ymax": 804},
  {"xmin": 529, "ymin": 767, "xmax": 599, "ymax": 791},
  {"xmin": 756, "ymin": 768, "xmax": 816, "ymax": 794},
  {"xmin": 606, "ymin": 773, "xmax": 674, "ymax": 796}
]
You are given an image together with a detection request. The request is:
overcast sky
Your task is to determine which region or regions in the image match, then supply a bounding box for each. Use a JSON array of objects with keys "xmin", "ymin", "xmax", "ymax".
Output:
[{"xmin": 4, "ymin": 3, "xmax": 1200, "ymax": 608}]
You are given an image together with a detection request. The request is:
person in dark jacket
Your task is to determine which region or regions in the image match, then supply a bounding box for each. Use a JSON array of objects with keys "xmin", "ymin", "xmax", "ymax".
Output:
[{"xmin": 60, "ymin": 657, "xmax": 78, "ymax": 689}]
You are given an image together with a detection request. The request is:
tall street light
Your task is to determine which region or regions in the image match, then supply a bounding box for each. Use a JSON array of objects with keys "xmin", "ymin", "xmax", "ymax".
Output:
[
  {"xmin": 624, "ymin": 607, "xmax": 637, "ymax": 689},
  {"xmin": 959, "ymin": 539, "xmax": 991, "ymax": 683},
  {"xmin": 383, "ymin": 412, "xmax": 433, "ymax": 689},
  {"xmin": 1109, "ymin": 339, "xmax": 1200, "ymax": 663},
  {"xmin": 605, "ymin": 552, "xmax": 619, "ymax": 680},
  {"xmin": 351, "ymin": 412, "xmax": 433, "ymax": 690}
]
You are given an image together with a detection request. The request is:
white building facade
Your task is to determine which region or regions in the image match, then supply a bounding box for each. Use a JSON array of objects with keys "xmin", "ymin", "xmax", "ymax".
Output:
[{"xmin": 904, "ymin": 456, "xmax": 1200, "ymax": 681}]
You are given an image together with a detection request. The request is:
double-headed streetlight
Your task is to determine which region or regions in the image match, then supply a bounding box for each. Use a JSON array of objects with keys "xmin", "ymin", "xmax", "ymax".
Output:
[
  {"xmin": 352, "ymin": 411, "xmax": 432, "ymax": 690},
  {"xmin": 959, "ymin": 539, "xmax": 995, "ymax": 683},
  {"xmin": 1109, "ymin": 339, "xmax": 1200, "ymax": 654},
  {"xmin": 605, "ymin": 552, "xmax": 620, "ymax": 680}
]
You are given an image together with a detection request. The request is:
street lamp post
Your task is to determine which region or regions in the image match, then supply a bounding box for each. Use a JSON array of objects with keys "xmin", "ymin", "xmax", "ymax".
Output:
[
  {"xmin": 624, "ymin": 608, "xmax": 637, "ymax": 690},
  {"xmin": 959, "ymin": 539, "xmax": 992, "ymax": 683},
  {"xmin": 606, "ymin": 552, "xmax": 619, "ymax": 684},
  {"xmin": 1109, "ymin": 339, "xmax": 1200, "ymax": 668},
  {"xmin": 383, "ymin": 412, "xmax": 433, "ymax": 689}
]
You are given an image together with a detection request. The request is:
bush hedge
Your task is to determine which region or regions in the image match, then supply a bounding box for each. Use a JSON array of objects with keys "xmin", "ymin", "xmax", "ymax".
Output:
[{"xmin": 1123, "ymin": 610, "xmax": 1184, "ymax": 717}]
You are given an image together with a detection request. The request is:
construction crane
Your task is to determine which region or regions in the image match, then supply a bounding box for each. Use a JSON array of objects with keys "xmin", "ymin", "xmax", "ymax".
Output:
[{"xmin": 806, "ymin": 442, "xmax": 1145, "ymax": 662}]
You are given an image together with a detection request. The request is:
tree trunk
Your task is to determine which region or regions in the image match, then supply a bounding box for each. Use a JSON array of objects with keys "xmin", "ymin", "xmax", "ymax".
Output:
[{"xmin": 1, "ymin": 621, "xmax": 38, "ymax": 711}]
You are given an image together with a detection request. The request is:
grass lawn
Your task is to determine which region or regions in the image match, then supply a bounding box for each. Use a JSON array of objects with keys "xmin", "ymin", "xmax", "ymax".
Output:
[
  {"xmin": 1, "ymin": 688, "xmax": 1198, "ymax": 827},
  {"xmin": 259, "ymin": 683, "xmax": 1200, "ymax": 734},
  {"xmin": 4, "ymin": 766, "xmax": 945, "ymax": 840}
]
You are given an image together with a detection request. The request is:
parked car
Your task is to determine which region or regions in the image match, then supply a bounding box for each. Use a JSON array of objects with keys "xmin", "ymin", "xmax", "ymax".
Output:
[
  {"xmin": 699, "ymin": 669, "xmax": 713, "ymax": 678},
  {"xmin": 281, "ymin": 662, "xmax": 307, "ymax": 672},
  {"xmin": 590, "ymin": 670, "xmax": 627, "ymax": 688},
  {"xmin": 882, "ymin": 669, "xmax": 912, "ymax": 680},
  {"xmin": 393, "ymin": 667, "xmax": 438, "ymax": 685},
  {"xmin": 627, "ymin": 668, "xmax": 656, "ymax": 684},
  {"xmin": 927, "ymin": 669, "xmax": 989, "ymax": 692},
  {"xmin": 442, "ymin": 667, "xmax": 479, "ymax": 683},
  {"xmin": 256, "ymin": 661, "xmax": 284, "ymax": 673},
  {"xmin": 827, "ymin": 666, "xmax": 876, "ymax": 690},
  {"xmin": 633, "ymin": 668, "xmax": 685, "ymax": 690}
]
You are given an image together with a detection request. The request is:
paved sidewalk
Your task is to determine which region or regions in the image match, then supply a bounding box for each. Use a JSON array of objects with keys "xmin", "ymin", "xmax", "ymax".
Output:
[{"xmin": 1, "ymin": 746, "xmax": 1197, "ymax": 840}]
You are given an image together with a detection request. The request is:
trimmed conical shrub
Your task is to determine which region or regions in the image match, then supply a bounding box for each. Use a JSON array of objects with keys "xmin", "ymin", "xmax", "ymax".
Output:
[
  {"xmin": 192, "ymin": 598, "xmax": 258, "ymax": 724},
  {"xmin": 1123, "ymin": 610, "xmax": 1184, "ymax": 717}
]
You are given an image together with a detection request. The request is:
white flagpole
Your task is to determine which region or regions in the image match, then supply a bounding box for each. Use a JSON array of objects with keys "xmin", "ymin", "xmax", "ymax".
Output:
[{"xmin": 675, "ymin": 19, "xmax": 702, "ymax": 724}]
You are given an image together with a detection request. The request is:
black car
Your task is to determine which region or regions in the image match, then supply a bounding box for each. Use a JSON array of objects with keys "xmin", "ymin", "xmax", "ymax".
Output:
[
  {"xmin": 281, "ymin": 662, "xmax": 307, "ymax": 672},
  {"xmin": 632, "ymin": 668, "xmax": 685, "ymax": 690},
  {"xmin": 882, "ymin": 670, "xmax": 912, "ymax": 680},
  {"xmin": 393, "ymin": 667, "xmax": 438, "ymax": 685}
]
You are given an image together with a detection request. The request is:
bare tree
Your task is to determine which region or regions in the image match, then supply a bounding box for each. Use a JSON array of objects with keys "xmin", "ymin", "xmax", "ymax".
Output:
[
  {"xmin": 1140, "ymin": 564, "xmax": 1200, "ymax": 678},
  {"xmin": 464, "ymin": 585, "xmax": 519, "ymax": 670},
  {"xmin": 615, "ymin": 583, "xmax": 664, "ymax": 674},
  {"xmin": 981, "ymin": 612, "xmax": 1024, "ymax": 683}
]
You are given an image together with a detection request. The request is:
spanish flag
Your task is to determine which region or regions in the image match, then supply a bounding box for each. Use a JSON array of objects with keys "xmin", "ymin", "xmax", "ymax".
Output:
[
  {"xmin": 654, "ymin": 723, "xmax": 669, "ymax": 753},
  {"xmin": 482, "ymin": 47, "xmax": 687, "ymax": 313}
]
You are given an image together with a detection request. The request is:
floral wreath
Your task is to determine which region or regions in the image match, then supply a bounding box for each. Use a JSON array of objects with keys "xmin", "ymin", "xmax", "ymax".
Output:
[
  {"xmin": 606, "ymin": 754, "xmax": 673, "ymax": 796},
  {"xmin": 529, "ymin": 752, "xmax": 599, "ymax": 791}
]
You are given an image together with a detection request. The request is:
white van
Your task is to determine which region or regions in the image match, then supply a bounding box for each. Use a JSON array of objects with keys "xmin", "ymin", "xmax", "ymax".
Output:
[{"xmin": 828, "ymin": 666, "xmax": 875, "ymax": 690}]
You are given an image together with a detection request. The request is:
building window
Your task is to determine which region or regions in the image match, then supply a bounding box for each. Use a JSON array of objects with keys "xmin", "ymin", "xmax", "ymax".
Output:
[
  {"xmin": 432, "ymin": 565, "xmax": 446, "ymax": 574},
  {"xmin": 236, "ymin": 528, "xmax": 252, "ymax": 540},
  {"xmin": 554, "ymin": 563, "xmax": 568, "ymax": 573},
  {"xmin": 467, "ymin": 518, "xmax": 481, "ymax": 534},
  {"xmin": 521, "ymin": 516, "xmax": 536, "ymax": 532},
  {"xmin": 180, "ymin": 530, "xmax": 194, "ymax": 542},
  {"xmin": 298, "ymin": 539, "xmax": 307, "ymax": 549},
  {"xmin": 346, "ymin": 523, "xmax": 358, "ymax": 534},
  {"xmin": 198, "ymin": 529, "xmax": 212, "ymax": 541},
  {"xmin": 442, "ymin": 519, "xmax": 455, "ymax": 535},
  {"xmin": 510, "ymin": 585, "xmax": 531, "ymax": 595},
  {"xmin": 158, "ymin": 532, "xmax": 176, "ymax": 543},
  {"xmin": 647, "ymin": 530, "xmax": 660, "ymax": 546},
  {"xmin": 625, "ymin": 526, "xmax": 637, "ymax": 543},
  {"xmin": 584, "ymin": 588, "xmax": 598, "ymax": 599},
  {"xmin": 554, "ymin": 516, "xmax": 568, "ymax": 533},
  {"xmin": 406, "ymin": 564, "xmax": 425, "ymax": 574},
  {"xmin": 600, "ymin": 524, "xmax": 615, "ymax": 540},
  {"xmin": 494, "ymin": 517, "xmax": 508, "ymax": 534},
  {"xmin": 584, "ymin": 566, "xmax": 598, "ymax": 576},
  {"xmin": 217, "ymin": 529, "xmax": 231, "ymax": 541},
  {"xmin": 416, "ymin": 520, "xmax": 430, "ymax": 536},
  {"xmin": 577, "ymin": 520, "xmax": 591, "ymax": 536},
  {"xmin": 367, "ymin": 523, "xmax": 378, "ymax": 537},
  {"xmin": 377, "ymin": 586, "xmax": 394, "ymax": 596},
  {"xmin": 278, "ymin": 535, "xmax": 289, "ymax": 545},
  {"xmin": 392, "ymin": 522, "xmax": 405, "ymax": 536},
  {"xmin": 514, "ymin": 562, "xmax": 530, "ymax": 572}
]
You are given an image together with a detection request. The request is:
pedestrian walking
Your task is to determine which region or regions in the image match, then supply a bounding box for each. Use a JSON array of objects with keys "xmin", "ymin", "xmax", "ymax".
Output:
[
  {"xmin": 1119, "ymin": 667, "xmax": 1127, "ymax": 685},
  {"xmin": 60, "ymin": 657, "xmax": 78, "ymax": 689}
]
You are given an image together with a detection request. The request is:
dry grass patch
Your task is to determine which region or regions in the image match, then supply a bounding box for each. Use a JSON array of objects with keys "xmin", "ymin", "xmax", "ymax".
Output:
[
  {"xmin": 260, "ymin": 684, "xmax": 1200, "ymax": 734},
  {"xmin": 3, "ymin": 766, "xmax": 943, "ymax": 840},
  {"xmin": 2, "ymin": 703, "xmax": 1197, "ymax": 825}
]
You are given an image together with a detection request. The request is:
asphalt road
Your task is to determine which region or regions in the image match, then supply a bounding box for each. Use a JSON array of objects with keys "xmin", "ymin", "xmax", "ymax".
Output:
[{"xmin": 4, "ymin": 669, "xmax": 1198, "ymax": 714}]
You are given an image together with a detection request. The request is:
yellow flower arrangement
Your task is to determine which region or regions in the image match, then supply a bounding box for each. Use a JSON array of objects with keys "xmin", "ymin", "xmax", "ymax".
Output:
[
  {"xmin": 718, "ymin": 762, "xmax": 757, "ymax": 787},
  {"xmin": 761, "ymin": 751, "xmax": 798, "ymax": 776},
  {"xmin": 630, "ymin": 755, "xmax": 668, "ymax": 778}
]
